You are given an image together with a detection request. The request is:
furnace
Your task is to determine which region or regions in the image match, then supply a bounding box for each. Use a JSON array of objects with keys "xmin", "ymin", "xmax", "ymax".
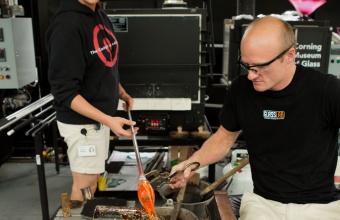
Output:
[{"xmin": 105, "ymin": 8, "xmax": 209, "ymax": 135}]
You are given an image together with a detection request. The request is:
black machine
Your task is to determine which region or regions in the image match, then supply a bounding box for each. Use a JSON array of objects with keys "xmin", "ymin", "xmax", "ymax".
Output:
[{"xmin": 105, "ymin": 8, "xmax": 210, "ymax": 135}]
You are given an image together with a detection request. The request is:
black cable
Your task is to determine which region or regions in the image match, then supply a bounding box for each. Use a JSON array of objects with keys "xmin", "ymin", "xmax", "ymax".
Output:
[{"xmin": 225, "ymin": 174, "xmax": 234, "ymax": 191}]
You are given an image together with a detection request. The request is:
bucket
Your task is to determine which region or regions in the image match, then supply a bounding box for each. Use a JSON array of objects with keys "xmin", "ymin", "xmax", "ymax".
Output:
[
  {"xmin": 158, "ymin": 180, "xmax": 213, "ymax": 219},
  {"xmin": 156, "ymin": 203, "xmax": 198, "ymax": 220}
]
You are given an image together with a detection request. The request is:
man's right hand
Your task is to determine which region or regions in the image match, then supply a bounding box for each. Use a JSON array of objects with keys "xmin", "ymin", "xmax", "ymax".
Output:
[{"xmin": 168, "ymin": 160, "xmax": 197, "ymax": 189}]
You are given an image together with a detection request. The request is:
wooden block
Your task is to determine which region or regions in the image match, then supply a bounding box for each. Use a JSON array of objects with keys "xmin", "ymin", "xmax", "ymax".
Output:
[
  {"xmin": 170, "ymin": 146, "xmax": 180, "ymax": 161},
  {"xmin": 60, "ymin": 193, "xmax": 71, "ymax": 217},
  {"xmin": 214, "ymin": 190, "xmax": 237, "ymax": 220},
  {"xmin": 179, "ymin": 146, "xmax": 188, "ymax": 162},
  {"xmin": 187, "ymin": 145, "xmax": 199, "ymax": 158}
]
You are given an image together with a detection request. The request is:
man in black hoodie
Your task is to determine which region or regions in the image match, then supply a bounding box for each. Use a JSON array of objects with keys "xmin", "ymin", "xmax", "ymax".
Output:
[{"xmin": 46, "ymin": 0, "xmax": 137, "ymax": 201}]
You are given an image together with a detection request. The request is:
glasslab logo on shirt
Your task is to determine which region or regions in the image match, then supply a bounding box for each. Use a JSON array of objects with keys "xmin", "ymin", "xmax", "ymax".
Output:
[{"xmin": 263, "ymin": 110, "xmax": 285, "ymax": 120}]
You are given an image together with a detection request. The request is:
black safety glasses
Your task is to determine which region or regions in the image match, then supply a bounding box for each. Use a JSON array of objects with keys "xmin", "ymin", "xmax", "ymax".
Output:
[{"xmin": 238, "ymin": 45, "xmax": 293, "ymax": 74}]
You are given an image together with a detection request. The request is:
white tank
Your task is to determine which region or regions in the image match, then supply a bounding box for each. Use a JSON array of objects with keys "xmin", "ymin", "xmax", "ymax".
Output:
[{"xmin": 222, "ymin": 149, "xmax": 253, "ymax": 195}]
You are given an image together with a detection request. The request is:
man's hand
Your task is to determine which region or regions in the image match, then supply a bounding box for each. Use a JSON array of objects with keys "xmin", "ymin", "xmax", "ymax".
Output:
[{"xmin": 168, "ymin": 160, "xmax": 197, "ymax": 189}]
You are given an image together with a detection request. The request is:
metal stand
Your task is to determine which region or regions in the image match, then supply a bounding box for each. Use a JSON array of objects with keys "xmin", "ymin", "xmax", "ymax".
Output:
[
  {"xmin": 0, "ymin": 94, "xmax": 56, "ymax": 220},
  {"xmin": 52, "ymin": 121, "xmax": 60, "ymax": 174},
  {"xmin": 33, "ymin": 129, "xmax": 50, "ymax": 220}
]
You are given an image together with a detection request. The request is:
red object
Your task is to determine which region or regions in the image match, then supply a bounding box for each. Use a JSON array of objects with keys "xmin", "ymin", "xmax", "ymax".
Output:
[
  {"xmin": 5, "ymin": 75, "xmax": 10, "ymax": 79},
  {"xmin": 137, "ymin": 179, "xmax": 157, "ymax": 219},
  {"xmin": 288, "ymin": 0, "xmax": 326, "ymax": 15}
]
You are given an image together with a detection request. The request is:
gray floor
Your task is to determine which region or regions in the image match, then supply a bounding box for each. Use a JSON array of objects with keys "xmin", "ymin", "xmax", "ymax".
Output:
[
  {"xmin": 0, "ymin": 160, "xmax": 72, "ymax": 220},
  {"xmin": 0, "ymin": 160, "xmax": 167, "ymax": 220}
]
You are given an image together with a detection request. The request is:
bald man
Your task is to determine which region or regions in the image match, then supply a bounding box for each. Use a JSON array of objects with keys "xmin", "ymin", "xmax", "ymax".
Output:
[{"xmin": 169, "ymin": 16, "xmax": 340, "ymax": 219}]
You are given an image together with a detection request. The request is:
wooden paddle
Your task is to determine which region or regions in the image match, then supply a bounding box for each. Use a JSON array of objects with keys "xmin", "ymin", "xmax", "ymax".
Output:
[{"xmin": 200, "ymin": 158, "xmax": 250, "ymax": 198}]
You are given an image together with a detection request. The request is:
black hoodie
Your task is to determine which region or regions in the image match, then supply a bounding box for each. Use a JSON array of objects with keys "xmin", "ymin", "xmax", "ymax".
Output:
[{"xmin": 46, "ymin": 0, "xmax": 119, "ymax": 124}]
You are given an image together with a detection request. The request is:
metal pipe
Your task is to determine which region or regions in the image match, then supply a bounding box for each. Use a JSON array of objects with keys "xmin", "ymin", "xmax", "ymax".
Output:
[
  {"xmin": 6, "ymin": 94, "xmax": 53, "ymax": 120},
  {"xmin": 0, "ymin": 94, "xmax": 53, "ymax": 132},
  {"xmin": 25, "ymin": 112, "xmax": 56, "ymax": 136},
  {"xmin": 31, "ymin": 115, "xmax": 56, "ymax": 137},
  {"xmin": 7, "ymin": 106, "xmax": 53, "ymax": 136},
  {"xmin": 127, "ymin": 109, "xmax": 145, "ymax": 178}
]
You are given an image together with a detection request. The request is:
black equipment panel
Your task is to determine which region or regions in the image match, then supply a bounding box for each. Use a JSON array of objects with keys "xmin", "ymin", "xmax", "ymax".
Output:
[{"xmin": 105, "ymin": 9, "xmax": 208, "ymax": 134}]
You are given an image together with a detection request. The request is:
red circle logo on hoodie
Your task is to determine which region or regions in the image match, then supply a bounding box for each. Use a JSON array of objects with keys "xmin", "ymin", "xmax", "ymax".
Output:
[{"xmin": 93, "ymin": 24, "xmax": 118, "ymax": 67}]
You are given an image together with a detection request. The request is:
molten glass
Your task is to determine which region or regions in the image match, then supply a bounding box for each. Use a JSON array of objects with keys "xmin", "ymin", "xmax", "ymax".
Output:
[
  {"xmin": 288, "ymin": 0, "xmax": 326, "ymax": 15},
  {"xmin": 137, "ymin": 178, "xmax": 157, "ymax": 220}
]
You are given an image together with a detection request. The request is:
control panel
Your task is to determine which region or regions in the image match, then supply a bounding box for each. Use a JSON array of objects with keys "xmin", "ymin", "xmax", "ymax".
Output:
[
  {"xmin": 144, "ymin": 118, "xmax": 167, "ymax": 131},
  {"xmin": 0, "ymin": 18, "xmax": 37, "ymax": 89},
  {"xmin": 328, "ymin": 44, "xmax": 340, "ymax": 78},
  {"xmin": 137, "ymin": 113, "xmax": 169, "ymax": 135}
]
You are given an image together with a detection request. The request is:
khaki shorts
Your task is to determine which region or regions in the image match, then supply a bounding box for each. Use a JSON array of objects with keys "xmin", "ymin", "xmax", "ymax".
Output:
[
  {"xmin": 239, "ymin": 192, "xmax": 340, "ymax": 220},
  {"xmin": 57, "ymin": 121, "xmax": 110, "ymax": 174}
]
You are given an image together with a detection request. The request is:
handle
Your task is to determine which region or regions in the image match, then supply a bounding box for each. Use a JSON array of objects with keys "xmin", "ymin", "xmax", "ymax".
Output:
[
  {"xmin": 170, "ymin": 183, "xmax": 187, "ymax": 220},
  {"xmin": 200, "ymin": 158, "xmax": 250, "ymax": 197}
]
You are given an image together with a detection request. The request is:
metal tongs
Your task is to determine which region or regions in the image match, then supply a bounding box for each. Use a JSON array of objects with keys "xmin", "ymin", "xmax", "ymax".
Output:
[{"xmin": 146, "ymin": 161, "xmax": 200, "ymax": 184}]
